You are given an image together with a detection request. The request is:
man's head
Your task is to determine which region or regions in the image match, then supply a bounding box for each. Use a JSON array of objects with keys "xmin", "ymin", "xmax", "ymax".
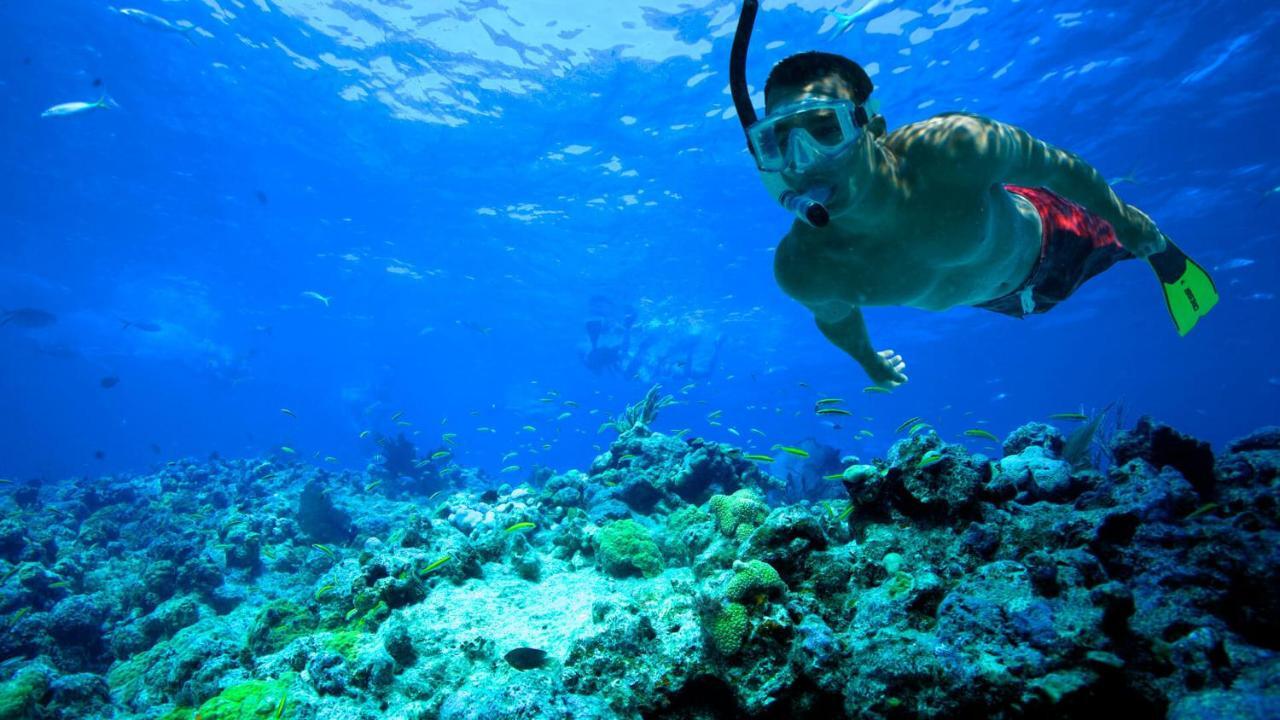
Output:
[
  {"xmin": 755, "ymin": 52, "xmax": 883, "ymax": 219},
  {"xmin": 764, "ymin": 51, "xmax": 873, "ymax": 116}
]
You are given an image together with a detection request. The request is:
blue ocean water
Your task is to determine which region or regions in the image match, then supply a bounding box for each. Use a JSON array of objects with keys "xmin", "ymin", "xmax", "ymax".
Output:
[{"xmin": 2, "ymin": 1, "xmax": 1277, "ymax": 480}]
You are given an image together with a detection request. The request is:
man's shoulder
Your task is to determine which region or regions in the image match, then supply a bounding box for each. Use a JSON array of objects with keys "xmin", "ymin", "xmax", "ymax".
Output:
[
  {"xmin": 885, "ymin": 112, "xmax": 994, "ymax": 155},
  {"xmin": 885, "ymin": 112, "xmax": 1010, "ymax": 187},
  {"xmin": 773, "ymin": 228, "xmax": 821, "ymax": 301}
]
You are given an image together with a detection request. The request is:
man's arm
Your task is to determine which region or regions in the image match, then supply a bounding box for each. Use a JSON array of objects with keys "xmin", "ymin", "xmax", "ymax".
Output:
[
  {"xmin": 812, "ymin": 303, "xmax": 908, "ymax": 388},
  {"xmin": 774, "ymin": 232, "xmax": 907, "ymax": 386},
  {"xmin": 929, "ymin": 114, "xmax": 1166, "ymax": 257}
]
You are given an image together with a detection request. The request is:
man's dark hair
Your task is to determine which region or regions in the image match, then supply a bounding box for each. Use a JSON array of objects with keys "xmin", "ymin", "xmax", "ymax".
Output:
[{"xmin": 764, "ymin": 51, "xmax": 874, "ymax": 108}]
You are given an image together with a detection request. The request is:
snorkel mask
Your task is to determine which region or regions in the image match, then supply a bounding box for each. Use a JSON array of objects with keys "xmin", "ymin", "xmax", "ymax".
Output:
[{"xmin": 730, "ymin": 0, "xmax": 874, "ymax": 228}]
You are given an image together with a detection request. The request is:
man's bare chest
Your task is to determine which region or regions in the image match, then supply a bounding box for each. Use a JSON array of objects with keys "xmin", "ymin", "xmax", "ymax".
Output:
[{"xmin": 799, "ymin": 186, "xmax": 1040, "ymax": 307}]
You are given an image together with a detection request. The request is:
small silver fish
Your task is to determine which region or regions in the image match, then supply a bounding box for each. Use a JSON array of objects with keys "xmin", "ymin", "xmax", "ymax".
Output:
[
  {"xmin": 300, "ymin": 291, "xmax": 332, "ymax": 307},
  {"xmin": 1214, "ymin": 258, "xmax": 1254, "ymax": 271},
  {"xmin": 41, "ymin": 94, "xmax": 117, "ymax": 118},
  {"xmin": 117, "ymin": 8, "xmax": 197, "ymax": 44}
]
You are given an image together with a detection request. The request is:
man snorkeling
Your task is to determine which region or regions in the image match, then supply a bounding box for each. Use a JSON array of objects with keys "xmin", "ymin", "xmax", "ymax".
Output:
[{"xmin": 729, "ymin": 1, "xmax": 1218, "ymax": 388}]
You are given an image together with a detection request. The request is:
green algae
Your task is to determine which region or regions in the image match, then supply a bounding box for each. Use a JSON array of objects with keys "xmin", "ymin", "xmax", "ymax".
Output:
[
  {"xmin": 887, "ymin": 571, "xmax": 915, "ymax": 599},
  {"xmin": 666, "ymin": 505, "xmax": 710, "ymax": 536},
  {"xmin": 195, "ymin": 679, "xmax": 290, "ymax": 720},
  {"xmin": 324, "ymin": 629, "xmax": 364, "ymax": 662},
  {"xmin": 0, "ymin": 668, "xmax": 47, "ymax": 720},
  {"xmin": 247, "ymin": 601, "xmax": 317, "ymax": 656}
]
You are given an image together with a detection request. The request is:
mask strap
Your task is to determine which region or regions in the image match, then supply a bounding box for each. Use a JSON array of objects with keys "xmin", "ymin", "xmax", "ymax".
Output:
[{"xmin": 854, "ymin": 104, "xmax": 869, "ymax": 129}]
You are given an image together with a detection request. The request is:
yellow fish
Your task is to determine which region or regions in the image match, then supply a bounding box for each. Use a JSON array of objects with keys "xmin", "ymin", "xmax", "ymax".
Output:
[
  {"xmin": 421, "ymin": 555, "xmax": 451, "ymax": 574},
  {"xmin": 918, "ymin": 450, "xmax": 944, "ymax": 468},
  {"xmin": 771, "ymin": 445, "xmax": 810, "ymax": 458},
  {"xmin": 894, "ymin": 416, "xmax": 922, "ymax": 433}
]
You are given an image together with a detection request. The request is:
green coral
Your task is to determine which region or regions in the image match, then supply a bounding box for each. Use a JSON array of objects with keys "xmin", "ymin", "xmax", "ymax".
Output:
[
  {"xmin": 196, "ymin": 679, "xmax": 289, "ymax": 720},
  {"xmin": 597, "ymin": 519, "xmax": 664, "ymax": 578},
  {"xmin": 0, "ymin": 668, "xmax": 47, "ymax": 720},
  {"xmin": 709, "ymin": 490, "xmax": 768, "ymax": 541},
  {"xmin": 247, "ymin": 601, "xmax": 317, "ymax": 656},
  {"xmin": 726, "ymin": 560, "xmax": 787, "ymax": 604},
  {"xmin": 710, "ymin": 603, "xmax": 749, "ymax": 656},
  {"xmin": 667, "ymin": 505, "xmax": 710, "ymax": 536}
]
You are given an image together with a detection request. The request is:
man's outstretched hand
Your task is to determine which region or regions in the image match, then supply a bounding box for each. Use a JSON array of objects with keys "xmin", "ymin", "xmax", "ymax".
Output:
[{"xmin": 865, "ymin": 349, "xmax": 908, "ymax": 388}]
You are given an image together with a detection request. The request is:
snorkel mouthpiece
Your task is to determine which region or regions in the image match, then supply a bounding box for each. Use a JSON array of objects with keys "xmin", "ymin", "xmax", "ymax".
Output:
[{"xmin": 781, "ymin": 186, "xmax": 832, "ymax": 228}]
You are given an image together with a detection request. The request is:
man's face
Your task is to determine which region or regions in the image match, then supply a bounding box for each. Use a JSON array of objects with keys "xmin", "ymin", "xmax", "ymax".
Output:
[{"xmin": 765, "ymin": 76, "xmax": 868, "ymax": 209}]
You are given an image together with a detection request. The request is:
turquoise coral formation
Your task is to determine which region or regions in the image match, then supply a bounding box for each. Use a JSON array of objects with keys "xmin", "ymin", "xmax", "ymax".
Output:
[{"xmin": 0, "ymin": 417, "xmax": 1278, "ymax": 718}]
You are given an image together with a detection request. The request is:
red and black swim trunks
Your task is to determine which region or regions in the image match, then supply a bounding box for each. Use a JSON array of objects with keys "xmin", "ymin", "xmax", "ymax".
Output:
[{"xmin": 974, "ymin": 185, "xmax": 1134, "ymax": 318}]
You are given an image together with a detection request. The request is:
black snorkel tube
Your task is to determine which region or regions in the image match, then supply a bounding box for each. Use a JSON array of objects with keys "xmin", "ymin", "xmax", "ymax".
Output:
[
  {"xmin": 730, "ymin": 0, "xmax": 831, "ymax": 228},
  {"xmin": 729, "ymin": 0, "xmax": 761, "ymax": 132}
]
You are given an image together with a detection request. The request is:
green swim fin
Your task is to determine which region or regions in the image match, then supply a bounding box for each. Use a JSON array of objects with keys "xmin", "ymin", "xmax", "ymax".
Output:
[{"xmin": 1147, "ymin": 240, "xmax": 1218, "ymax": 336}]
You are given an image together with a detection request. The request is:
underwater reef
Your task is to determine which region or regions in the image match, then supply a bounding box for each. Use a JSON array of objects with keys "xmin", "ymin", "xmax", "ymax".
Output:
[{"xmin": 1, "ymin": 407, "xmax": 1278, "ymax": 719}]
